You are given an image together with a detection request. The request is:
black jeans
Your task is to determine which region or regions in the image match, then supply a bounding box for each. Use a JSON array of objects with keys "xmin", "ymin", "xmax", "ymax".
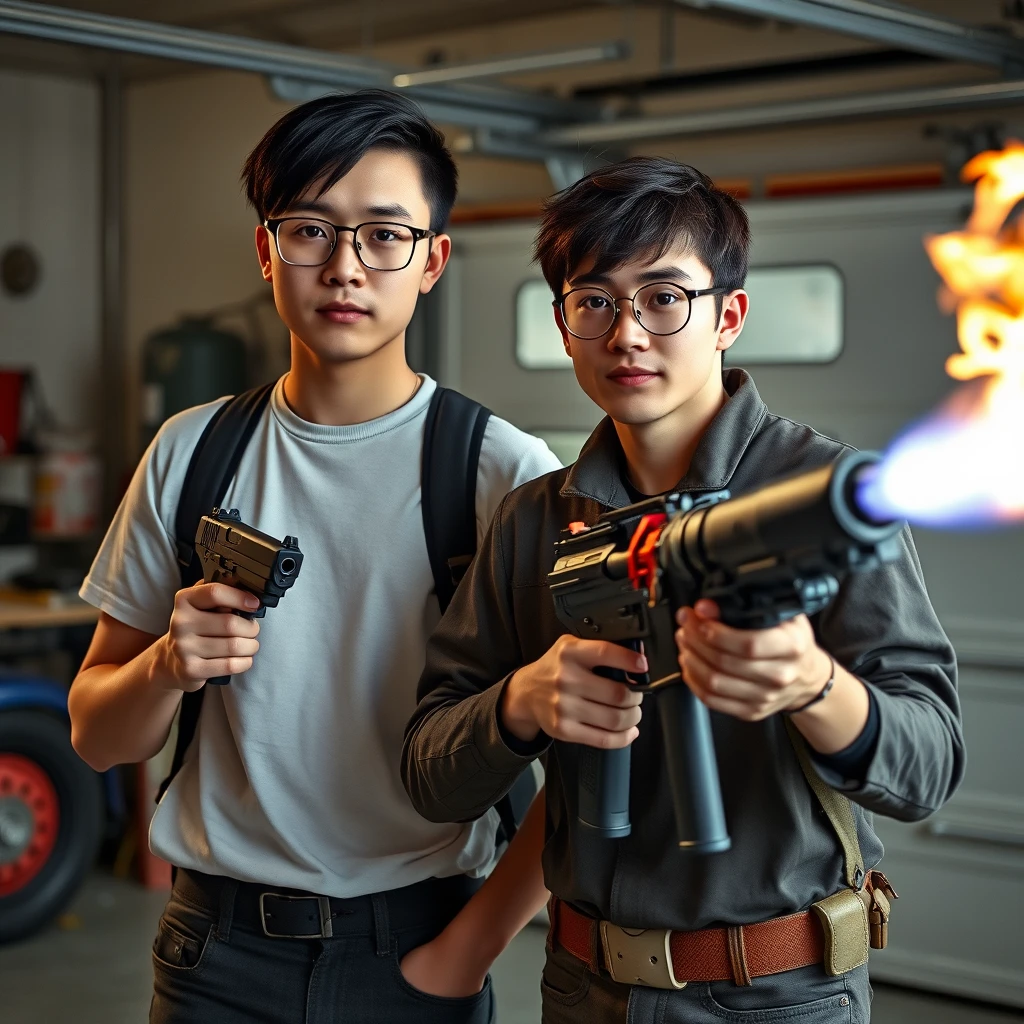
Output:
[{"xmin": 150, "ymin": 869, "xmax": 495, "ymax": 1024}]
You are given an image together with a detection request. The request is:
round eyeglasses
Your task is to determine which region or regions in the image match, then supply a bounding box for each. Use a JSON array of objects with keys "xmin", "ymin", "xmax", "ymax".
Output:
[
  {"xmin": 264, "ymin": 217, "xmax": 435, "ymax": 272},
  {"xmin": 556, "ymin": 282, "xmax": 731, "ymax": 341}
]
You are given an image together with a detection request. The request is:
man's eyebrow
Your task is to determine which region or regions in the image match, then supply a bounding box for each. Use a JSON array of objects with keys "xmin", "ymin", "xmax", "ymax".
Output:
[
  {"xmin": 568, "ymin": 266, "xmax": 695, "ymax": 288},
  {"xmin": 366, "ymin": 202, "xmax": 414, "ymax": 220},
  {"xmin": 281, "ymin": 200, "xmax": 334, "ymax": 217},
  {"xmin": 636, "ymin": 266, "xmax": 694, "ymax": 284},
  {"xmin": 568, "ymin": 271, "xmax": 613, "ymax": 288},
  {"xmin": 277, "ymin": 200, "xmax": 416, "ymax": 221}
]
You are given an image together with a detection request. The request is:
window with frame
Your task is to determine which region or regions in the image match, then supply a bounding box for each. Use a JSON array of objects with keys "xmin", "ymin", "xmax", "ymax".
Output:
[
  {"xmin": 514, "ymin": 265, "xmax": 844, "ymax": 369},
  {"xmin": 726, "ymin": 264, "xmax": 843, "ymax": 364}
]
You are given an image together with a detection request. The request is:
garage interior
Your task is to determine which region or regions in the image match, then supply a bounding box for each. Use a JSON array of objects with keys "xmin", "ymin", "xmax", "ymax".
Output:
[{"xmin": 1, "ymin": 1, "xmax": 1023, "ymax": 1022}]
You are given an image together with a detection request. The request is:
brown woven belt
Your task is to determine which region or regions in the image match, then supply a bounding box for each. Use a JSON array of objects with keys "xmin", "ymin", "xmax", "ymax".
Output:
[{"xmin": 549, "ymin": 895, "xmax": 825, "ymax": 990}]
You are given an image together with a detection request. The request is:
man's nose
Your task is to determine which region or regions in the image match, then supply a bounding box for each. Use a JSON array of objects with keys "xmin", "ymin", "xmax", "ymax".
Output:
[
  {"xmin": 607, "ymin": 301, "xmax": 650, "ymax": 353},
  {"xmin": 321, "ymin": 232, "xmax": 366, "ymax": 286}
]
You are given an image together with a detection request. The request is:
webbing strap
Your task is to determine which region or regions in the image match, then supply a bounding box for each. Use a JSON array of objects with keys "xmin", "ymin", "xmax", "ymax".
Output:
[
  {"xmin": 158, "ymin": 384, "xmax": 274, "ymax": 802},
  {"xmin": 421, "ymin": 387, "xmax": 492, "ymax": 613},
  {"xmin": 784, "ymin": 718, "xmax": 865, "ymax": 890}
]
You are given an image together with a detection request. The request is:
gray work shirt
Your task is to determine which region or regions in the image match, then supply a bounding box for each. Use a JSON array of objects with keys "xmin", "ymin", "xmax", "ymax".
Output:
[{"xmin": 402, "ymin": 369, "xmax": 964, "ymax": 930}]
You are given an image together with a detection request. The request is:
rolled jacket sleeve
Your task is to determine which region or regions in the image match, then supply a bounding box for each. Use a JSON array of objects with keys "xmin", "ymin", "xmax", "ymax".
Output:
[
  {"xmin": 814, "ymin": 526, "xmax": 964, "ymax": 820},
  {"xmin": 402, "ymin": 494, "xmax": 551, "ymax": 823}
]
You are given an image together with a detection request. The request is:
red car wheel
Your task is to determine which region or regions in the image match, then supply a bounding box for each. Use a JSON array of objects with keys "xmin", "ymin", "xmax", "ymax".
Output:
[{"xmin": 0, "ymin": 753, "xmax": 61, "ymax": 898}]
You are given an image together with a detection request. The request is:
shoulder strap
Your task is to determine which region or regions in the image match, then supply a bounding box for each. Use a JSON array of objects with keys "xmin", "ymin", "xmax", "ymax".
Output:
[
  {"xmin": 784, "ymin": 718, "xmax": 865, "ymax": 890},
  {"xmin": 157, "ymin": 382, "xmax": 275, "ymax": 802},
  {"xmin": 421, "ymin": 386, "xmax": 491, "ymax": 615},
  {"xmin": 173, "ymin": 384, "xmax": 276, "ymax": 578},
  {"xmin": 422, "ymin": 386, "xmax": 529, "ymax": 845}
]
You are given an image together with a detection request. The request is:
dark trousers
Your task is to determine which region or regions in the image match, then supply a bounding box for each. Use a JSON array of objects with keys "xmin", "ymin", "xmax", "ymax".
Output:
[
  {"xmin": 540, "ymin": 941, "xmax": 873, "ymax": 1024},
  {"xmin": 149, "ymin": 868, "xmax": 495, "ymax": 1024}
]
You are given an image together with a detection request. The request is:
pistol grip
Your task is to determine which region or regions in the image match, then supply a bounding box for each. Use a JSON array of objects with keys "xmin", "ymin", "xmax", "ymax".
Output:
[{"xmin": 205, "ymin": 607, "xmax": 257, "ymax": 686}]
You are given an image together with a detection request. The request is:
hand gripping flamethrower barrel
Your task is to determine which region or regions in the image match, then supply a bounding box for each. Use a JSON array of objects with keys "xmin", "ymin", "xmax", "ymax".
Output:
[{"xmin": 547, "ymin": 449, "xmax": 904, "ymax": 853}]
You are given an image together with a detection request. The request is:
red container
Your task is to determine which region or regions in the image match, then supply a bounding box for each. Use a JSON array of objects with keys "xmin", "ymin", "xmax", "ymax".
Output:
[{"xmin": 0, "ymin": 370, "xmax": 27, "ymax": 456}]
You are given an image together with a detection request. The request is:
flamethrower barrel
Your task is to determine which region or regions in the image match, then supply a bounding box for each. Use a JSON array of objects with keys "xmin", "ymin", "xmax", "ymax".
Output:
[{"xmin": 659, "ymin": 450, "xmax": 897, "ymax": 586}]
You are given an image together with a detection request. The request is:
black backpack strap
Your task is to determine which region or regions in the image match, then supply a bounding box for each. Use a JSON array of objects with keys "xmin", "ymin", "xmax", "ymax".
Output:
[
  {"xmin": 421, "ymin": 386, "xmax": 491, "ymax": 615},
  {"xmin": 422, "ymin": 386, "xmax": 532, "ymax": 845},
  {"xmin": 157, "ymin": 383, "xmax": 275, "ymax": 802}
]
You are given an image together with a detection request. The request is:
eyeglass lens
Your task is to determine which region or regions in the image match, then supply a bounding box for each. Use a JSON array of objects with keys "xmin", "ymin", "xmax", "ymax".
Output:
[
  {"xmin": 275, "ymin": 219, "xmax": 419, "ymax": 270},
  {"xmin": 563, "ymin": 283, "xmax": 692, "ymax": 339}
]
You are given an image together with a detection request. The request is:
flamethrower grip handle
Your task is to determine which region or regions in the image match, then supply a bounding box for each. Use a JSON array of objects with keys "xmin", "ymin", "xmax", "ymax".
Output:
[
  {"xmin": 577, "ymin": 742, "xmax": 632, "ymax": 838},
  {"xmin": 576, "ymin": 651, "xmax": 639, "ymax": 838},
  {"xmin": 655, "ymin": 600, "xmax": 786, "ymax": 850},
  {"xmin": 658, "ymin": 682, "xmax": 731, "ymax": 852}
]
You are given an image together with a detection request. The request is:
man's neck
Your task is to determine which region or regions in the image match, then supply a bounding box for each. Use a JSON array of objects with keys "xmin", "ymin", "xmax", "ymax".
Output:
[
  {"xmin": 614, "ymin": 366, "xmax": 728, "ymax": 496},
  {"xmin": 283, "ymin": 333, "xmax": 421, "ymax": 426}
]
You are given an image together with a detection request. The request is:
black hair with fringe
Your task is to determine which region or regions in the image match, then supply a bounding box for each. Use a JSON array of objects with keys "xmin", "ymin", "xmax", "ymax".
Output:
[
  {"xmin": 242, "ymin": 89, "xmax": 458, "ymax": 231},
  {"xmin": 535, "ymin": 157, "xmax": 749, "ymax": 316}
]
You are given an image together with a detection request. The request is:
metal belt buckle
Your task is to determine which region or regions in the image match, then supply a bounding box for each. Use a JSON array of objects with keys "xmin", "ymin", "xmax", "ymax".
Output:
[
  {"xmin": 259, "ymin": 892, "xmax": 333, "ymax": 939},
  {"xmin": 599, "ymin": 921, "xmax": 686, "ymax": 990}
]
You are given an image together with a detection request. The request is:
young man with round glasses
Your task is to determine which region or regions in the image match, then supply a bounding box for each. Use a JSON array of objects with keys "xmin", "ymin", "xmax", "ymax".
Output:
[
  {"xmin": 404, "ymin": 157, "xmax": 962, "ymax": 1022},
  {"xmin": 69, "ymin": 90, "xmax": 559, "ymax": 1023}
]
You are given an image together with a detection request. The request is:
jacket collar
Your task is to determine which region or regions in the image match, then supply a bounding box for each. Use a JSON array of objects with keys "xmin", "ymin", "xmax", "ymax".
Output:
[{"xmin": 560, "ymin": 368, "xmax": 768, "ymax": 509}]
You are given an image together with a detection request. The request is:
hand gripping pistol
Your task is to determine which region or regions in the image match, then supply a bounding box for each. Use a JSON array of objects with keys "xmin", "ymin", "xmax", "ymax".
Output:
[{"xmin": 195, "ymin": 507, "xmax": 304, "ymax": 685}]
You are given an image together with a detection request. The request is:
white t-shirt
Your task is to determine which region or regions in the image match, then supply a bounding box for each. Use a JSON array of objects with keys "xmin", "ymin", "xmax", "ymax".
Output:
[{"xmin": 80, "ymin": 375, "xmax": 561, "ymax": 897}]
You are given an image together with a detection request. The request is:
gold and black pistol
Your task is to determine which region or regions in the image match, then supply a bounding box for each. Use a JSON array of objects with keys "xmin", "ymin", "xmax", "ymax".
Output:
[{"xmin": 195, "ymin": 507, "xmax": 303, "ymax": 685}]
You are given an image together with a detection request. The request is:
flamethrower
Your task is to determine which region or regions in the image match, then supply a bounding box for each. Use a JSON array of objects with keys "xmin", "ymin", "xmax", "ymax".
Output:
[
  {"xmin": 195, "ymin": 508, "xmax": 303, "ymax": 685},
  {"xmin": 548, "ymin": 449, "xmax": 903, "ymax": 852}
]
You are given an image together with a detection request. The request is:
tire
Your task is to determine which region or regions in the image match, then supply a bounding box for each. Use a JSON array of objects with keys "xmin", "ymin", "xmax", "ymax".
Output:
[{"xmin": 0, "ymin": 709, "xmax": 102, "ymax": 943}]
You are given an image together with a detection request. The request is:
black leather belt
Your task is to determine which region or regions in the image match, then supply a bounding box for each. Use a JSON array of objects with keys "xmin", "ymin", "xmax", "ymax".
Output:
[{"xmin": 174, "ymin": 867, "xmax": 480, "ymax": 940}]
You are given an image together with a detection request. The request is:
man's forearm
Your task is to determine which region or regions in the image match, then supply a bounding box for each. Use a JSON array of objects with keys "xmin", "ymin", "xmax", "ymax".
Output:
[
  {"xmin": 69, "ymin": 640, "xmax": 183, "ymax": 772},
  {"xmin": 442, "ymin": 788, "xmax": 549, "ymax": 964},
  {"xmin": 403, "ymin": 680, "xmax": 545, "ymax": 822},
  {"xmin": 790, "ymin": 658, "xmax": 870, "ymax": 755}
]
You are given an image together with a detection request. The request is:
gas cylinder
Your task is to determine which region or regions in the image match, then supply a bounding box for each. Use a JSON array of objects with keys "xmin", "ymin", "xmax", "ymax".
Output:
[{"xmin": 140, "ymin": 318, "xmax": 247, "ymax": 450}]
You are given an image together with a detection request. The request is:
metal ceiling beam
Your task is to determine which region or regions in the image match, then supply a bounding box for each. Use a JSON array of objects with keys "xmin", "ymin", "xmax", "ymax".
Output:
[
  {"xmin": 0, "ymin": 0, "xmax": 599, "ymax": 133},
  {"xmin": 674, "ymin": 0, "xmax": 1024, "ymax": 74},
  {"xmin": 393, "ymin": 42, "xmax": 629, "ymax": 88},
  {"xmin": 544, "ymin": 77, "xmax": 1024, "ymax": 145}
]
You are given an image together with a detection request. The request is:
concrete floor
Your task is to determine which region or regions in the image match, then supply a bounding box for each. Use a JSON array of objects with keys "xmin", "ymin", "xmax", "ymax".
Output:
[{"xmin": 2, "ymin": 872, "xmax": 1022, "ymax": 1024}]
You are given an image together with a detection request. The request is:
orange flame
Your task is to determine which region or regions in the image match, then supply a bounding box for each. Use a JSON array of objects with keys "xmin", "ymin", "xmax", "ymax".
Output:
[{"xmin": 859, "ymin": 143, "xmax": 1024, "ymax": 527}]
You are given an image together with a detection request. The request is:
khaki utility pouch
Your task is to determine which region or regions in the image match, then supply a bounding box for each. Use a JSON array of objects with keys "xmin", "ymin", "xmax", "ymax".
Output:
[
  {"xmin": 861, "ymin": 871, "xmax": 897, "ymax": 950},
  {"xmin": 811, "ymin": 889, "xmax": 870, "ymax": 975}
]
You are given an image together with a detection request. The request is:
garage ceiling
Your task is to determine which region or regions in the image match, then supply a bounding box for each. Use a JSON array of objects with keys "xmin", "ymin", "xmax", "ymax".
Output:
[
  {"xmin": 8, "ymin": 1, "xmax": 1020, "ymax": 71},
  {"xmin": 23, "ymin": 0, "xmax": 603, "ymax": 50}
]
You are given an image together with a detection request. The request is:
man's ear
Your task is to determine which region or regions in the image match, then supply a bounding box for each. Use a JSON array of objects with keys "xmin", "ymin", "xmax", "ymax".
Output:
[
  {"xmin": 255, "ymin": 225, "xmax": 273, "ymax": 283},
  {"xmin": 716, "ymin": 289, "xmax": 749, "ymax": 355},
  {"xmin": 419, "ymin": 234, "xmax": 451, "ymax": 294},
  {"xmin": 553, "ymin": 305, "xmax": 573, "ymax": 359}
]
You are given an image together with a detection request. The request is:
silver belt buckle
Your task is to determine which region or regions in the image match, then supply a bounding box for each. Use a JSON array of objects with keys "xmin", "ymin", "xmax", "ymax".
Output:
[
  {"xmin": 599, "ymin": 921, "xmax": 686, "ymax": 990},
  {"xmin": 259, "ymin": 892, "xmax": 333, "ymax": 939}
]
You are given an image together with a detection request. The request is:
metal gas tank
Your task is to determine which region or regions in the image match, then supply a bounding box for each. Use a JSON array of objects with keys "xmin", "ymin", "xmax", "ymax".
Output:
[{"xmin": 141, "ymin": 318, "xmax": 248, "ymax": 448}]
